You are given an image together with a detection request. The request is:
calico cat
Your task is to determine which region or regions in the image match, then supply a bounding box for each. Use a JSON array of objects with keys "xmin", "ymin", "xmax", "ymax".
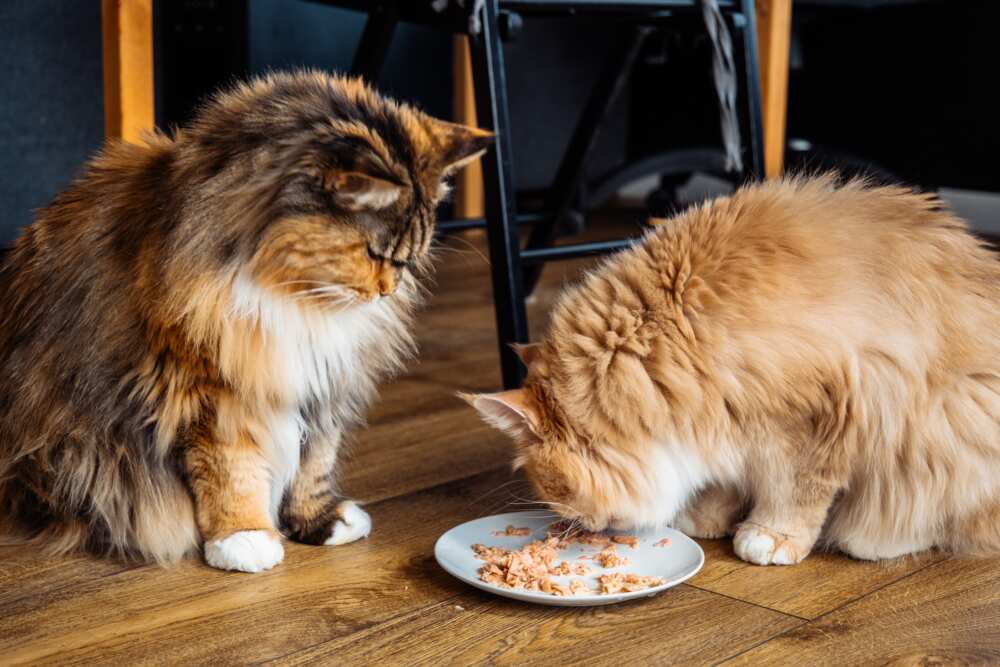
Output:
[
  {"xmin": 467, "ymin": 176, "xmax": 1000, "ymax": 565},
  {"xmin": 0, "ymin": 70, "xmax": 491, "ymax": 572}
]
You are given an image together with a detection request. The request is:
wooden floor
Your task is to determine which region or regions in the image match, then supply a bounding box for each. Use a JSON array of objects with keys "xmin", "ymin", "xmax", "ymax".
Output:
[{"xmin": 2, "ymin": 224, "xmax": 999, "ymax": 666}]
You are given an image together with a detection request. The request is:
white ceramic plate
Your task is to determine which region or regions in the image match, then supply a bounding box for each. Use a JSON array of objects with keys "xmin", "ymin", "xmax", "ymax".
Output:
[{"xmin": 434, "ymin": 511, "xmax": 704, "ymax": 607}]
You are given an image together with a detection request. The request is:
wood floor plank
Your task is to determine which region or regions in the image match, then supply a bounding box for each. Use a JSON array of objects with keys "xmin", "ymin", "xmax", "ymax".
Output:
[
  {"xmin": 272, "ymin": 585, "xmax": 801, "ymax": 667},
  {"xmin": 689, "ymin": 538, "xmax": 944, "ymax": 619},
  {"xmin": 725, "ymin": 557, "xmax": 1000, "ymax": 666},
  {"xmin": 0, "ymin": 469, "xmax": 525, "ymax": 665},
  {"xmin": 0, "ymin": 552, "xmax": 133, "ymax": 611},
  {"xmin": 343, "ymin": 402, "xmax": 511, "ymax": 505}
]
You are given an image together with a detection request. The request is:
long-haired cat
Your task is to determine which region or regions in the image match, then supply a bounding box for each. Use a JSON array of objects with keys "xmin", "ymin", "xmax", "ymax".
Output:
[
  {"xmin": 467, "ymin": 176, "xmax": 1000, "ymax": 565},
  {"xmin": 0, "ymin": 70, "xmax": 491, "ymax": 572}
]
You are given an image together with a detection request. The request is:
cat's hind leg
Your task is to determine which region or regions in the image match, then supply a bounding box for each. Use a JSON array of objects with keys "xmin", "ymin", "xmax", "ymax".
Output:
[
  {"xmin": 673, "ymin": 483, "xmax": 746, "ymax": 539},
  {"xmin": 280, "ymin": 429, "xmax": 371, "ymax": 547},
  {"xmin": 184, "ymin": 420, "xmax": 285, "ymax": 573},
  {"xmin": 734, "ymin": 473, "xmax": 840, "ymax": 566},
  {"xmin": 949, "ymin": 497, "xmax": 1000, "ymax": 555}
]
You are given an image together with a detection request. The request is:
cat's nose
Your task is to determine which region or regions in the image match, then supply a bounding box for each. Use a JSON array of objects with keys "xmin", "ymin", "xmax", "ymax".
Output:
[{"xmin": 377, "ymin": 268, "xmax": 397, "ymax": 296}]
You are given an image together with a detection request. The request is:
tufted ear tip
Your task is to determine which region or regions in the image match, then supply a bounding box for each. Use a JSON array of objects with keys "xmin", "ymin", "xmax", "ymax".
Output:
[
  {"xmin": 509, "ymin": 342, "xmax": 541, "ymax": 366},
  {"xmin": 426, "ymin": 119, "xmax": 495, "ymax": 173},
  {"xmin": 461, "ymin": 388, "xmax": 543, "ymax": 443}
]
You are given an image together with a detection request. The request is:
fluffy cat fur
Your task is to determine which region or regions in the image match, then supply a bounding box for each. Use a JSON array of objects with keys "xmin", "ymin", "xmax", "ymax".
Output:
[
  {"xmin": 0, "ymin": 70, "xmax": 491, "ymax": 571},
  {"xmin": 467, "ymin": 176, "xmax": 1000, "ymax": 565}
]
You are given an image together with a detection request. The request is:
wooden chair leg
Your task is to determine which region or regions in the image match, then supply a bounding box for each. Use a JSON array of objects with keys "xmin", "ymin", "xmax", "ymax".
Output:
[
  {"xmin": 453, "ymin": 35, "xmax": 485, "ymax": 220},
  {"xmin": 102, "ymin": 0, "xmax": 154, "ymax": 142},
  {"xmin": 755, "ymin": 0, "xmax": 792, "ymax": 178}
]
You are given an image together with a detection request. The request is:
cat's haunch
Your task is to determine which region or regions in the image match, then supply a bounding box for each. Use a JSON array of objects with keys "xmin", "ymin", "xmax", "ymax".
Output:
[{"xmin": 468, "ymin": 175, "xmax": 1000, "ymax": 565}]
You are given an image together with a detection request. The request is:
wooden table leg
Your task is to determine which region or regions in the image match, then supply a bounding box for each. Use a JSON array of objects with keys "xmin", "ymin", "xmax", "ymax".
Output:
[
  {"xmin": 756, "ymin": 0, "xmax": 792, "ymax": 178},
  {"xmin": 102, "ymin": 0, "xmax": 154, "ymax": 143}
]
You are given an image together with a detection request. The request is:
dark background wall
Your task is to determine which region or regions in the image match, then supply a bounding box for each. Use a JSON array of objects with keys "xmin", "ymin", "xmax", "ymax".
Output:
[
  {"xmin": 0, "ymin": 1, "xmax": 105, "ymax": 244},
  {"xmin": 787, "ymin": 1, "xmax": 1000, "ymax": 192},
  {"xmin": 249, "ymin": 1, "xmax": 452, "ymax": 121}
]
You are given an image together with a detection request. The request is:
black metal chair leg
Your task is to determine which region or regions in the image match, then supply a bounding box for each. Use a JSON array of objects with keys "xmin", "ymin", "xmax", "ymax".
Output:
[
  {"xmin": 521, "ymin": 25, "xmax": 653, "ymax": 296},
  {"xmin": 351, "ymin": 7, "xmax": 398, "ymax": 81},
  {"xmin": 736, "ymin": 0, "xmax": 765, "ymax": 180},
  {"xmin": 470, "ymin": 0, "xmax": 529, "ymax": 389}
]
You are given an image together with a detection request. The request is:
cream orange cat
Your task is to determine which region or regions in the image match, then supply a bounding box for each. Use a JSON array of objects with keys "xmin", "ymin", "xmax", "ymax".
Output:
[{"xmin": 467, "ymin": 176, "xmax": 1000, "ymax": 565}]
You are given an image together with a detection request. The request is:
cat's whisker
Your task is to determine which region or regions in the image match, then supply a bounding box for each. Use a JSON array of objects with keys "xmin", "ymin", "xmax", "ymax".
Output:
[
  {"xmin": 271, "ymin": 279, "xmax": 341, "ymax": 289},
  {"xmin": 434, "ymin": 234, "xmax": 490, "ymax": 267},
  {"xmin": 469, "ymin": 478, "xmax": 533, "ymax": 504},
  {"xmin": 426, "ymin": 246, "xmax": 479, "ymax": 268},
  {"xmin": 297, "ymin": 285, "xmax": 346, "ymax": 295},
  {"xmin": 479, "ymin": 491, "xmax": 533, "ymax": 516},
  {"xmin": 288, "ymin": 285, "xmax": 356, "ymax": 301},
  {"xmin": 287, "ymin": 293, "xmax": 358, "ymax": 310},
  {"xmin": 478, "ymin": 487, "xmax": 540, "ymax": 516}
]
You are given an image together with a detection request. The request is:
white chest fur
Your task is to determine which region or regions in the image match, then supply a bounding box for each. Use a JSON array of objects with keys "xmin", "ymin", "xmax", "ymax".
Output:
[
  {"xmin": 225, "ymin": 275, "xmax": 411, "ymax": 516},
  {"xmin": 617, "ymin": 440, "xmax": 712, "ymax": 529},
  {"xmin": 229, "ymin": 274, "xmax": 406, "ymax": 404}
]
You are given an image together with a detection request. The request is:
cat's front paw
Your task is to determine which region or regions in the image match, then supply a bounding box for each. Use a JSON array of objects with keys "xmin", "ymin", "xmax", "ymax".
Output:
[
  {"xmin": 673, "ymin": 509, "xmax": 734, "ymax": 539},
  {"xmin": 733, "ymin": 523, "xmax": 809, "ymax": 566},
  {"xmin": 325, "ymin": 500, "xmax": 372, "ymax": 546},
  {"xmin": 204, "ymin": 529, "xmax": 285, "ymax": 573},
  {"xmin": 283, "ymin": 499, "xmax": 372, "ymax": 546},
  {"xmin": 672, "ymin": 483, "xmax": 743, "ymax": 539}
]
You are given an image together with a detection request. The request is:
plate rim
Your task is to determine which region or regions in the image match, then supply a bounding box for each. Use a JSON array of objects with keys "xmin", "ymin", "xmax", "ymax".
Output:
[{"xmin": 434, "ymin": 510, "xmax": 705, "ymax": 606}]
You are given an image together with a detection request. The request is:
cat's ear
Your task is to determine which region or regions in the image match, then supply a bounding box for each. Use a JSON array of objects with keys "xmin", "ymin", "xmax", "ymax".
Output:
[
  {"xmin": 510, "ymin": 342, "xmax": 541, "ymax": 367},
  {"xmin": 459, "ymin": 389, "xmax": 542, "ymax": 443},
  {"xmin": 427, "ymin": 119, "xmax": 495, "ymax": 174},
  {"xmin": 323, "ymin": 169, "xmax": 403, "ymax": 211}
]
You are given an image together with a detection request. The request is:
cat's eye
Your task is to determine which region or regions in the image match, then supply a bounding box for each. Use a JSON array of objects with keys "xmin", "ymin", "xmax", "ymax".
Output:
[{"xmin": 367, "ymin": 245, "xmax": 407, "ymax": 270}]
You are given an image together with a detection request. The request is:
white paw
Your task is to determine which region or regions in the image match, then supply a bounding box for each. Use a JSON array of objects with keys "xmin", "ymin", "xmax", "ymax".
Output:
[
  {"xmin": 733, "ymin": 524, "xmax": 804, "ymax": 566},
  {"xmin": 325, "ymin": 500, "xmax": 372, "ymax": 546},
  {"xmin": 205, "ymin": 530, "xmax": 284, "ymax": 573}
]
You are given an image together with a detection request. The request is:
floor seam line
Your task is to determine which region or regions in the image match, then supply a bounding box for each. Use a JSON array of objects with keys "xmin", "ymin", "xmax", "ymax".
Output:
[
  {"xmin": 683, "ymin": 583, "xmax": 810, "ymax": 621},
  {"xmin": 712, "ymin": 556, "xmax": 950, "ymax": 663}
]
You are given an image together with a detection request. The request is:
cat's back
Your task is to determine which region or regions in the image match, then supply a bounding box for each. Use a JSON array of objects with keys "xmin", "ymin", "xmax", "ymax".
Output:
[
  {"xmin": 0, "ymin": 138, "xmax": 180, "ymax": 448},
  {"xmin": 547, "ymin": 175, "xmax": 1000, "ymax": 380},
  {"xmin": 641, "ymin": 176, "xmax": 999, "ymax": 320}
]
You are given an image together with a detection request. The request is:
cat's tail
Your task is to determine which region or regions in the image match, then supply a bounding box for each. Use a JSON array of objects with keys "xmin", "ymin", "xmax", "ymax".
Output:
[
  {"xmin": 0, "ymin": 476, "xmax": 91, "ymax": 553},
  {"xmin": 0, "ymin": 469, "xmax": 200, "ymax": 565},
  {"xmin": 0, "ymin": 510, "xmax": 92, "ymax": 554}
]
